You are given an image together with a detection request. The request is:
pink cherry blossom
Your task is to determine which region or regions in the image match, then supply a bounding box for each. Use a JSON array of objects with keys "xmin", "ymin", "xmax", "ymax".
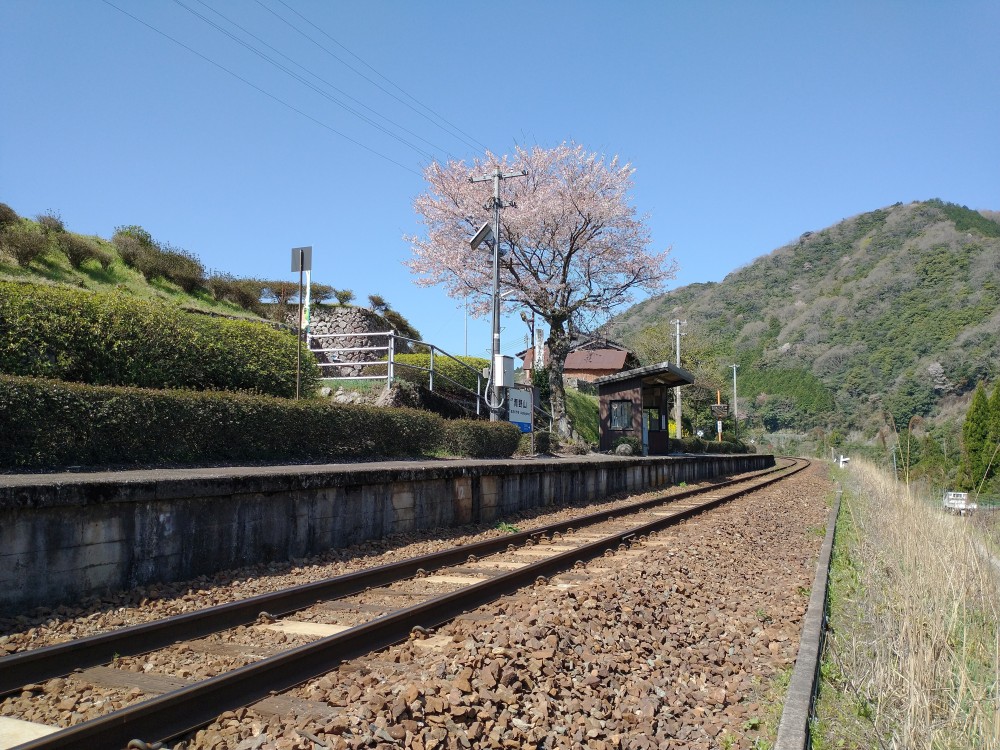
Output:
[{"xmin": 406, "ymin": 143, "xmax": 677, "ymax": 437}]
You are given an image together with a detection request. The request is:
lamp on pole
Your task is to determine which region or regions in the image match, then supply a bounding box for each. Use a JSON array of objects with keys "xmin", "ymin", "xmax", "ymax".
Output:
[
  {"xmin": 670, "ymin": 319, "xmax": 686, "ymax": 439},
  {"xmin": 469, "ymin": 166, "xmax": 528, "ymax": 420},
  {"xmin": 731, "ymin": 364, "xmax": 739, "ymax": 440}
]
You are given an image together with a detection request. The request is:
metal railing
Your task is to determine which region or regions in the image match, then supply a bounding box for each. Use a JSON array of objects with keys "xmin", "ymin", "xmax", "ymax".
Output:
[{"xmin": 306, "ymin": 330, "xmax": 483, "ymax": 416}]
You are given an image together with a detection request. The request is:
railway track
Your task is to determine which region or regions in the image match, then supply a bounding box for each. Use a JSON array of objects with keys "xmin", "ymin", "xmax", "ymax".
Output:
[{"xmin": 2, "ymin": 458, "xmax": 807, "ymax": 750}]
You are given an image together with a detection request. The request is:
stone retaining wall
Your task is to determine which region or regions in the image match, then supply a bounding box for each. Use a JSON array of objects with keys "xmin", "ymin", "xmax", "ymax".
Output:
[
  {"xmin": 302, "ymin": 305, "xmax": 391, "ymax": 377},
  {"xmin": 0, "ymin": 453, "xmax": 774, "ymax": 614}
]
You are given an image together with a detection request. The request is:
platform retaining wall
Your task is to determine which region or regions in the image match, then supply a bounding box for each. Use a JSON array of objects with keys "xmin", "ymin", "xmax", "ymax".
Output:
[{"xmin": 0, "ymin": 453, "xmax": 772, "ymax": 613}]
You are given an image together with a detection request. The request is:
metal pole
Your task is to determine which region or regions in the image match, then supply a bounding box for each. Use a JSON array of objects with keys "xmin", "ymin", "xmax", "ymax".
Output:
[
  {"xmin": 296, "ymin": 257, "xmax": 303, "ymax": 400},
  {"xmin": 731, "ymin": 364, "xmax": 739, "ymax": 440},
  {"xmin": 671, "ymin": 319, "xmax": 685, "ymax": 439},
  {"xmin": 490, "ymin": 168, "xmax": 502, "ymax": 421}
]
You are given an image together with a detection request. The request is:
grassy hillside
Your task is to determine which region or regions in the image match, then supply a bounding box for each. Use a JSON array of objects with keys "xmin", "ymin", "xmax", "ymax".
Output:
[
  {"xmin": 0, "ymin": 211, "xmax": 264, "ymax": 320},
  {"xmin": 608, "ymin": 199, "xmax": 1000, "ymax": 462}
]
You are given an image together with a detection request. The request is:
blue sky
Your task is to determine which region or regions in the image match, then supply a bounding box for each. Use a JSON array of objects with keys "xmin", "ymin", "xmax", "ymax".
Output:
[{"xmin": 2, "ymin": 1, "xmax": 997, "ymax": 360}]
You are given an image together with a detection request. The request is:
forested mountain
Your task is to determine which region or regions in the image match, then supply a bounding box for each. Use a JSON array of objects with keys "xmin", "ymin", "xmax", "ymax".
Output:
[{"xmin": 608, "ymin": 200, "xmax": 1000, "ymax": 455}]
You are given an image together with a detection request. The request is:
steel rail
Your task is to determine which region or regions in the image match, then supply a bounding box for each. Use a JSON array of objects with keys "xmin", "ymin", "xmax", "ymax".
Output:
[
  {"xmin": 0, "ymin": 459, "xmax": 795, "ymax": 696},
  {"xmin": 11, "ymin": 459, "xmax": 807, "ymax": 750}
]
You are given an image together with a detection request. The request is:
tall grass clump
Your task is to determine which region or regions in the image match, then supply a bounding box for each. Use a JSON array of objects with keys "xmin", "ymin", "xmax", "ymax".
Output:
[{"xmin": 814, "ymin": 459, "xmax": 1000, "ymax": 749}]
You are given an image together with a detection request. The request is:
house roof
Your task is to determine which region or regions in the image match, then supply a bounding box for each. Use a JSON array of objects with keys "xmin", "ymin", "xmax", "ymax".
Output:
[
  {"xmin": 521, "ymin": 347, "xmax": 629, "ymax": 371},
  {"xmin": 565, "ymin": 349, "xmax": 629, "ymax": 371},
  {"xmin": 594, "ymin": 361, "xmax": 695, "ymax": 388}
]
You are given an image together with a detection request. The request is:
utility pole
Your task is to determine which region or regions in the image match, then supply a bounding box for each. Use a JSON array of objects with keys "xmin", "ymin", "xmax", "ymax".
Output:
[
  {"xmin": 469, "ymin": 166, "xmax": 528, "ymax": 420},
  {"xmin": 731, "ymin": 364, "xmax": 739, "ymax": 440},
  {"xmin": 670, "ymin": 319, "xmax": 686, "ymax": 439}
]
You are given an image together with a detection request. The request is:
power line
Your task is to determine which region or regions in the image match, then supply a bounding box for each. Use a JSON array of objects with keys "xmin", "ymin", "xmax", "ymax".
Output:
[
  {"xmin": 102, "ymin": 0, "xmax": 422, "ymax": 176},
  {"xmin": 260, "ymin": 0, "xmax": 489, "ymax": 155},
  {"xmin": 182, "ymin": 0, "xmax": 453, "ymax": 160}
]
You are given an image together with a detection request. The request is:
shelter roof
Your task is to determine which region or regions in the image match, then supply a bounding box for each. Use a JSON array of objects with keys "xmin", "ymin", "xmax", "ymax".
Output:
[{"xmin": 593, "ymin": 361, "xmax": 695, "ymax": 389}]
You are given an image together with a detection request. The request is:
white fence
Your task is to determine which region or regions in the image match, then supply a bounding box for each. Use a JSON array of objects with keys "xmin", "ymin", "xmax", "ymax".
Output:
[{"xmin": 306, "ymin": 330, "xmax": 484, "ymax": 416}]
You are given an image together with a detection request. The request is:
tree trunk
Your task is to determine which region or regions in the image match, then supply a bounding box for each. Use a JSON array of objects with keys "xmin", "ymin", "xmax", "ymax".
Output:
[{"xmin": 546, "ymin": 320, "xmax": 573, "ymax": 439}]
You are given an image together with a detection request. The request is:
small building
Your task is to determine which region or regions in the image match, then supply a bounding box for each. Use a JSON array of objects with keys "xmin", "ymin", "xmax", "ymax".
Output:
[
  {"xmin": 594, "ymin": 362, "xmax": 695, "ymax": 455},
  {"xmin": 521, "ymin": 336, "xmax": 639, "ymax": 385}
]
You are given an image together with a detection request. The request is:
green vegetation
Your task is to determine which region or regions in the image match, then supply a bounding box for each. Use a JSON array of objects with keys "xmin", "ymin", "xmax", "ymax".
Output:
[
  {"xmin": 0, "ymin": 281, "xmax": 318, "ymax": 398},
  {"xmin": 440, "ymin": 418, "xmax": 523, "ymax": 459},
  {"xmin": 955, "ymin": 381, "xmax": 1000, "ymax": 494},
  {"xmin": 565, "ymin": 387, "xmax": 599, "ymax": 443},
  {"xmin": 813, "ymin": 461, "xmax": 999, "ymax": 748},
  {"xmin": 608, "ymin": 199, "xmax": 1000, "ymax": 464},
  {"xmin": 393, "ymin": 353, "xmax": 488, "ymax": 394},
  {"xmin": 0, "ymin": 374, "xmax": 522, "ymax": 469}
]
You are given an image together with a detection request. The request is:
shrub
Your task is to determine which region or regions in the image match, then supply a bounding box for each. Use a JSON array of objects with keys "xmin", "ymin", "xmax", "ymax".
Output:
[
  {"xmin": 208, "ymin": 275, "xmax": 266, "ymax": 314},
  {"xmin": 36, "ymin": 211, "xmax": 65, "ymax": 234},
  {"xmin": 442, "ymin": 419, "xmax": 521, "ymax": 458},
  {"xmin": 517, "ymin": 429, "xmax": 553, "ymax": 455},
  {"xmin": 0, "ymin": 203, "xmax": 18, "ymax": 231},
  {"xmin": 0, "ymin": 375, "xmax": 443, "ymax": 469},
  {"xmin": 157, "ymin": 244, "xmax": 205, "ymax": 292},
  {"xmin": 334, "ymin": 288, "xmax": 356, "ymax": 305},
  {"xmin": 60, "ymin": 234, "xmax": 110, "ymax": 269},
  {"xmin": 0, "ymin": 223, "xmax": 49, "ymax": 267},
  {"xmin": 394, "ymin": 354, "xmax": 488, "ymax": 394},
  {"xmin": 0, "ymin": 281, "xmax": 319, "ymax": 398}
]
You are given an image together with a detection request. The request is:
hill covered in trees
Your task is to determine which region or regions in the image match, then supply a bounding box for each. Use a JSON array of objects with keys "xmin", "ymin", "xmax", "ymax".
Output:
[{"xmin": 608, "ymin": 199, "xmax": 1000, "ymax": 467}]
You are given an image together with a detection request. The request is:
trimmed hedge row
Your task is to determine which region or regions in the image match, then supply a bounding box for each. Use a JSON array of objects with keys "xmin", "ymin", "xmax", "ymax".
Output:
[
  {"xmin": 0, "ymin": 281, "xmax": 318, "ymax": 398},
  {"xmin": 442, "ymin": 420, "xmax": 524, "ymax": 459},
  {"xmin": 0, "ymin": 375, "xmax": 522, "ymax": 469},
  {"xmin": 674, "ymin": 436, "xmax": 753, "ymax": 454}
]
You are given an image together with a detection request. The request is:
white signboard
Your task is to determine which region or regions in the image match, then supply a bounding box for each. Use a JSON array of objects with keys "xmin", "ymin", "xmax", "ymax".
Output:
[{"xmin": 507, "ymin": 386, "xmax": 533, "ymax": 433}]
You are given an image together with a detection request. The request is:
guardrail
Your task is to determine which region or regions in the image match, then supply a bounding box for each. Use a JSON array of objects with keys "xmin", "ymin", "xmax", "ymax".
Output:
[{"xmin": 306, "ymin": 330, "xmax": 484, "ymax": 416}]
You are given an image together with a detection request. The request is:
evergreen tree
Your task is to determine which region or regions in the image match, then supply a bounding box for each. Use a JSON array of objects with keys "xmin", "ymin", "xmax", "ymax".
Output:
[{"xmin": 957, "ymin": 383, "xmax": 991, "ymax": 491}]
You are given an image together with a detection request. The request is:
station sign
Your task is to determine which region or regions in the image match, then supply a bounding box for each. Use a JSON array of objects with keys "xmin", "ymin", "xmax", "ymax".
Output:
[{"xmin": 507, "ymin": 386, "xmax": 533, "ymax": 433}]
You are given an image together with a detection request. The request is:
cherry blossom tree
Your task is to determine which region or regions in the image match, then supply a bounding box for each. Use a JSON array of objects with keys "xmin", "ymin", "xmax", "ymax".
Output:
[{"xmin": 407, "ymin": 143, "xmax": 677, "ymax": 439}]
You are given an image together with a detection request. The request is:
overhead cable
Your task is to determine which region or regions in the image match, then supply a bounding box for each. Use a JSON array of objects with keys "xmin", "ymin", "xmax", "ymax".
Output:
[{"xmin": 101, "ymin": 0, "xmax": 422, "ymax": 176}]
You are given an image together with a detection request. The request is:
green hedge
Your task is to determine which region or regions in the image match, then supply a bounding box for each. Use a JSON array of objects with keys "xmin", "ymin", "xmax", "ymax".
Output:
[
  {"xmin": 393, "ymin": 354, "xmax": 488, "ymax": 393},
  {"xmin": 0, "ymin": 375, "xmax": 521, "ymax": 469},
  {"xmin": 441, "ymin": 419, "xmax": 523, "ymax": 459},
  {"xmin": 0, "ymin": 281, "xmax": 318, "ymax": 398},
  {"xmin": 673, "ymin": 436, "xmax": 750, "ymax": 454}
]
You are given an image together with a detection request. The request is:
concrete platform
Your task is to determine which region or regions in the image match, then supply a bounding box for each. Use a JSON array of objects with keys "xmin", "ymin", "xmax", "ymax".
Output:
[{"xmin": 0, "ymin": 453, "xmax": 772, "ymax": 614}]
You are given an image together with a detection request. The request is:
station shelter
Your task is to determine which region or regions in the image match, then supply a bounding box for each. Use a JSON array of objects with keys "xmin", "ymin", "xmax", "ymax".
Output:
[{"xmin": 594, "ymin": 361, "xmax": 695, "ymax": 455}]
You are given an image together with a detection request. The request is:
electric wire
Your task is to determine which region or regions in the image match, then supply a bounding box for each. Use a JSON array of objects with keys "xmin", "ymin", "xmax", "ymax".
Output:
[
  {"xmin": 183, "ymin": 0, "xmax": 454, "ymax": 160},
  {"xmin": 258, "ymin": 0, "xmax": 488, "ymax": 154},
  {"xmin": 101, "ymin": 0, "xmax": 422, "ymax": 176}
]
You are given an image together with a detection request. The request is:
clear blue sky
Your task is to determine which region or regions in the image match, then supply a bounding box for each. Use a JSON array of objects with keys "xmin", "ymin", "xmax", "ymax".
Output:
[{"xmin": 2, "ymin": 1, "xmax": 997, "ymax": 360}]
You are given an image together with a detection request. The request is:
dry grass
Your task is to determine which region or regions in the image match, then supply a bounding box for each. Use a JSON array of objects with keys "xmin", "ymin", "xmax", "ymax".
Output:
[{"xmin": 814, "ymin": 460, "xmax": 1000, "ymax": 749}]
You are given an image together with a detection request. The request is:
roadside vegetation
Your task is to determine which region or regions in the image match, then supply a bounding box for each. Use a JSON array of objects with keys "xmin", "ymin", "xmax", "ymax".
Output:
[{"xmin": 814, "ymin": 460, "xmax": 999, "ymax": 748}]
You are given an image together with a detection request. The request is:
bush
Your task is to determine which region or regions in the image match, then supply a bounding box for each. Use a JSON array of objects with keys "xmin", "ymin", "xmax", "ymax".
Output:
[
  {"xmin": 334, "ymin": 289, "xmax": 356, "ymax": 305},
  {"xmin": 394, "ymin": 354, "xmax": 488, "ymax": 394},
  {"xmin": 442, "ymin": 419, "xmax": 522, "ymax": 458},
  {"xmin": 157, "ymin": 244, "xmax": 205, "ymax": 292},
  {"xmin": 0, "ymin": 223, "xmax": 49, "ymax": 267},
  {"xmin": 0, "ymin": 281, "xmax": 319, "ymax": 398},
  {"xmin": 0, "ymin": 375, "xmax": 443, "ymax": 469},
  {"xmin": 36, "ymin": 212, "xmax": 65, "ymax": 234},
  {"xmin": 207, "ymin": 275, "xmax": 266, "ymax": 314},
  {"xmin": 0, "ymin": 203, "xmax": 18, "ymax": 231},
  {"xmin": 517, "ymin": 429, "xmax": 553, "ymax": 455},
  {"xmin": 112, "ymin": 227, "xmax": 205, "ymax": 291},
  {"xmin": 60, "ymin": 234, "xmax": 112, "ymax": 270}
]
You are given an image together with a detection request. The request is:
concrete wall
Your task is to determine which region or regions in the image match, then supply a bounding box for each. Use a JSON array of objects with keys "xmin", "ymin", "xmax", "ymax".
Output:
[{"xmin": 0, "ymin": 453, "xmax": 773, "ymax": 614}]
